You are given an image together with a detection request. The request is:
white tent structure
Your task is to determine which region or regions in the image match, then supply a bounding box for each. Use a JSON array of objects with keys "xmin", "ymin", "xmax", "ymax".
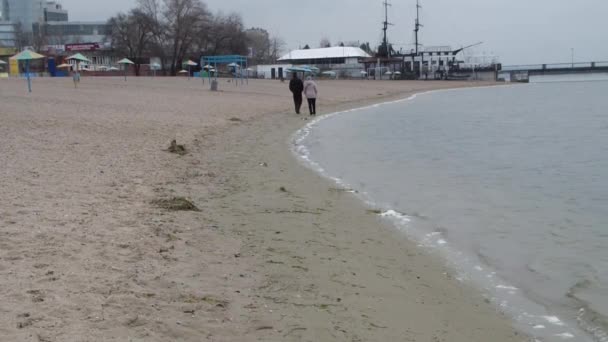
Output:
[
  {"xmin": 277, "ymin": 47, "xmax": 370, "ymax": 78},
  {"xmin": 278, "ymin": 47, "xmax": 370, "ymax": 62}
]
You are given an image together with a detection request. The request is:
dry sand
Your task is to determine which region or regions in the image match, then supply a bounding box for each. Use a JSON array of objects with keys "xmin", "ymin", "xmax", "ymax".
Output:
[{"xmin": 0, "ymin": 77, "xmax": 525, "ymax": 341}]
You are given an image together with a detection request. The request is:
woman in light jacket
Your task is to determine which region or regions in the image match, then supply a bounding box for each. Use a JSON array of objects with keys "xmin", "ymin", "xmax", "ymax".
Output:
[{"xmin": 303, "ymin": 76, "xmax": 318, "ymax": 116}]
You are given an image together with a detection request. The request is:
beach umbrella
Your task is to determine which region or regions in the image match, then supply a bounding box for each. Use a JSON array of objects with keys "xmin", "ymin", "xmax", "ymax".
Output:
[
  {"xmin": 302, "ymin": 65, "xmax": 320, "ymax": 74},
  {"xmin": 185, "ymin": 60, "xmax": 197, "ymax": 79},
  {"xmin": 57, "ymin": 63, "xmax": 70, "ymax": 68},
  {"xmin": 109, "ymin": 66, "xmax": 119, "ymax": 71},
  {"xmin": 151, "ymin": 63, "xmax": 161, "ymax": 77},
  {"xmin": 66, "ymin": 53, "xmax": 90, "ymax": 73},
  {"xmin": 0, "ymin": 59, "xmax": 6, "ymax": 71},
  {"xmin": 10, "ymin": 50, "xmax": 45, "ymax": 93},
  {"xmin": 178, "ymin": 69, "xmax": 189, "ymax": 76},
  {"xmin": 286, "ymin": 66, "xmax": 313, "ymax": 76},
  {"xmin": 203, "ymin": 64, "xmax": 213, "ymax": 70},
  {"xmin": 66, "ymin": 53, "xmax": 90, "ymax": 62},
  {"xmin": 322, "ymin": 71, "xmax": 337, "ymax": 78},
  {"xmin": 117, "ymin": 58, "xmax": 134, "ymax": 81}
]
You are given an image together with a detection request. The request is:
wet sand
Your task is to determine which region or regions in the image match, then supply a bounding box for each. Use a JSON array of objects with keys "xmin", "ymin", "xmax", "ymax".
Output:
[{"xmin": 0, "ymin": 77, "xmax": 524, "ymax": 341}]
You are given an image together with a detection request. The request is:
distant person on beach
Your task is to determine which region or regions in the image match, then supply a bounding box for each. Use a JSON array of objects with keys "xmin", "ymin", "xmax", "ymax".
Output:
[
  {"xmin": 289, "ymin": 72, "xmax": 304, "ymax": 114},
  {"xmin": 303, "ymin": 76, "xmax": 318, "ymax": 115},
  {"xmin": 72, "ymin": 68, "xmax": 80, "ymax": 88}
]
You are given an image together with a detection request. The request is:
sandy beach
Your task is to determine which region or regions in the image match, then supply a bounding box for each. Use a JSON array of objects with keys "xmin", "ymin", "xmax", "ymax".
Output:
[{"xmin": 0, "ymin": 77, "xmax": 524, "ymax": 341}]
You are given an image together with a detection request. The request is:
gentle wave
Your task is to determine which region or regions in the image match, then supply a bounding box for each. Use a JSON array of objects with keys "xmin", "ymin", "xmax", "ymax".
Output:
[{"xmin": 290, "ymin": 85, "xmax": 599, "ymax": 342}]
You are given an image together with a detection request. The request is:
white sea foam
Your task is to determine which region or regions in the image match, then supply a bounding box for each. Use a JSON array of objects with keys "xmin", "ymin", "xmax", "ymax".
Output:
[
  {"xmin": 544, "ymin": 316, "xmax": 566, "ymax": 326},
  {"xmin": 554, "ymin": 332, "xmax": 575, "ymax": 339},
  {"xmin": 496, "ymin": 285, "xmax": 519, "ymax": 291}
]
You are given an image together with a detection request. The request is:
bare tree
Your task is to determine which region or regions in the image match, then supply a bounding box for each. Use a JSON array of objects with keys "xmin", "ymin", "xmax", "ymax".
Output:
[
  {"xmin": 13, "ymin": 22, "xmax": 31, "ymax": 50},
  {"xmin": 163, "ymin": 0, "xmax": 210, "ymax": 75},
  {"xmin": 108, "ymin": 9, "xmax": 155, "ymax": 75},
  {"xmin": 245, "ymin": 27, "xmax": 271, "ymax": 64},
  {"xmin": 107, "ymin": 0, "xmax": 257, "ymax": 75},
  {"xmin": 137, "ymin": 0, "xmax": 168, "ymax": 74},
  {"xmin": 319, "ymin": 37, "xmax": 331, "ymax": 48},
  {"xmin": 269, "ymin": 36, "xmax": 286, "ymax": 62},
  {"xmin": 32, "ymin": 23, "xmax": 47, "ymax": 52},
  {"xmin": 206, "ymin": 12, "xmax": 247, "ymax": 56}
]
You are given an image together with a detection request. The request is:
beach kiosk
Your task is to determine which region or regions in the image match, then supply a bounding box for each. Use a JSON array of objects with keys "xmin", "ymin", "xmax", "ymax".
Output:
[{"xmin": 200, "ymin": 55, "xmax": 248, "ymax": 90}]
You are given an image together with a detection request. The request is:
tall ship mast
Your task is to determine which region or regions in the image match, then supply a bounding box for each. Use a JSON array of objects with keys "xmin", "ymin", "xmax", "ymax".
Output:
[
  {"xmin": 414, "ymin": 0, "xmax": 423, "ymax": 55},
  {"xmin": 381, "ymin": 0, "xmax": 393, "ymax": 58}
]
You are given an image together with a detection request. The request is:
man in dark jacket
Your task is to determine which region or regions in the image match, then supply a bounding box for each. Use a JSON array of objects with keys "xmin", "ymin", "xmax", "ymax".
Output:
[{"xmin": 289, "ymin": 72, "xmax": 304, "ymax": 114}]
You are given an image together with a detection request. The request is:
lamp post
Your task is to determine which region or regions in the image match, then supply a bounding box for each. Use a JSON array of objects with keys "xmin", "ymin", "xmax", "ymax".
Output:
[{"xmin": 571, "ymin": 48, "xmax": 574, "ymax": 68}]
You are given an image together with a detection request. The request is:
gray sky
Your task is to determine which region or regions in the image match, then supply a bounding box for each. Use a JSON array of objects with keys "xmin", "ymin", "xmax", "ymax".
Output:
[{"xmin": 61, "ymin": 0, "xmax": 608, "ymax": 65}]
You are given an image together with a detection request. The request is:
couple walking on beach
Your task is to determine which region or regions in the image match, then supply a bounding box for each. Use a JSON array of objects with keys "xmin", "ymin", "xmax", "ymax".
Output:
[{"xmin": 289, "ymin": 73, "xmax": 318, "ymax": 115}]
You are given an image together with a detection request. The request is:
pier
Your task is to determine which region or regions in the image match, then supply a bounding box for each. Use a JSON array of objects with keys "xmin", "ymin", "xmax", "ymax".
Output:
[{"xmin": 498, "ymin": 61, "xmax": 608, "ymax": 81}]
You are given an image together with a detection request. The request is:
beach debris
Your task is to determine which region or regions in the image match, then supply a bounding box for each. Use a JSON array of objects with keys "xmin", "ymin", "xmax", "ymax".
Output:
[
  {"xmin": 27, "ymin": 290, "xmax": 45, "ymax": 303},
  {"xmin": 256, "ymin": 325, "xmax": 274, "ymax": 331},
  {"xmin": 259, "ymin": 162, "xmax": 268, "ymax": 167},
  {"xmin": 279, "ymin": 186, "xmax": 288, "ymax": 192},
  {"xmin": 179, "ymin": 294, "xmax": 228, "ymax": 308},
  {"xmin": 125, "ymin": 315, "xmax": 145, "ymax": 327},
  {"xmin": 37, "ymin": 334, "xmax": 52, "ymax": 342},
  {"xmin": 152, "ymin": 197, "xmax": 200, "ymax": 211},
  {"xmin": 229, "ymin": 117, "xmax": 242, "ymax": 122},
  {"xmin": 17, "ymin": 319, "xmax": 34, "ymax": 329},
  {"xmin": 329, "ymin": 187, "xmax": 357, "ymax": 193},
  {"xmin": 366, "ymin": 209, "xmax": 383, "ymax": 215},
  {"xmin": 284, "ymin": 327, "xmax": 307, "ymax": 337},
  {"xmin": 167, "ymin": 140, "xmax": 187, "ymax": 155}
]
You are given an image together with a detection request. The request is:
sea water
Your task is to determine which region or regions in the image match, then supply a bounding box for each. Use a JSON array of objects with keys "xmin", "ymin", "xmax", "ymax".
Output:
[{"xmin": 294, "ymin": 76, "xmax": 608, "ymax": 341}]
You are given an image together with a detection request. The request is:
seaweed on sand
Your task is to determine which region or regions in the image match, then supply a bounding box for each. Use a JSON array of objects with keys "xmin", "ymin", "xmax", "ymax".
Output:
[{"xmin": 152, "ymin": 197, "xmax": 200, "ymax": 211}]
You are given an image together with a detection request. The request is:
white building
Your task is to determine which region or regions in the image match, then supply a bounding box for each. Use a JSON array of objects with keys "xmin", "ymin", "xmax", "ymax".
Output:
[
  {"xmin": 43, "ymin": 1, "xmax": 68, "ymax": 22},
  {"xmin": 277, "ymin": 46, "xmax": 370, "ymax": 78},
  {"xmin": 0, "ymin": 21, "xmax": 14, "ymax": 46},
  {"xmin": 0, "ymin": 0, "xmax": 68, "ymax": 46},
  {"xmin": 254, "ymin": 63, "xmax": 293, "ymax": 79},
  {"xmin": 1, "ymin": 0, "xmax": 45, "ymax": 32}
]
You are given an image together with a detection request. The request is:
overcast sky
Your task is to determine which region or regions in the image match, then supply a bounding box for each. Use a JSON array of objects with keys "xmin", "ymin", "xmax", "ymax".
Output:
[{"xmin": 61, "ymin": 0, "xmax": 608, "ymax": 65}]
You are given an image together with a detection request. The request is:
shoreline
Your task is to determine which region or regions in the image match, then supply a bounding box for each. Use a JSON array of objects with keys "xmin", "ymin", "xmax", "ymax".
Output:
[
  {"xmin": 288, "ymin": 84, "xmax": 592, "ymax": 342},
  {"xmin": 0, "ymin": 78, "xmax": 524, "ymax": 341},
  {"xmin": 213, "ymin": 83, "xmax": 526, "ymax": 341}
]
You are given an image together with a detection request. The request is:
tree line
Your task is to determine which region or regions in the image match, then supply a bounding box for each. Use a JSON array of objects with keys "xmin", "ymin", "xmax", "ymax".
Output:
[{"xmin": 107, "ymin": 0, "xmax": 285, "ymax": 76}]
